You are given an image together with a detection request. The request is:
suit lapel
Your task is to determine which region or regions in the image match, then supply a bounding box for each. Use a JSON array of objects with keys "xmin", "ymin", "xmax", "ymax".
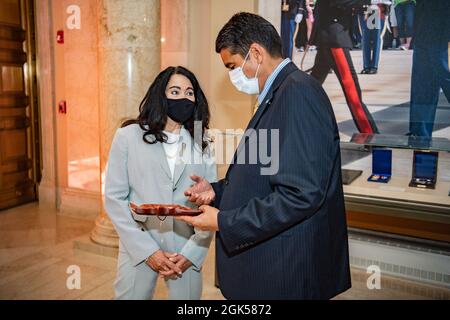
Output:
[
  {"xmin": 154, "ymin": 142, "xmax": 172, "ymax": 181},
  {"xmin": 228, "ymin": 62, "xmax": 298, "ymax": 173},
  {"xmin": 172, "ymin": 144, "xmax": 186, "ymax": 187}
]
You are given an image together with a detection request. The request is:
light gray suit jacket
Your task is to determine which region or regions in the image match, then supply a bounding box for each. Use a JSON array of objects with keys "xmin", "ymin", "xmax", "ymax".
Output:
[{"xmin": 104, "ymin": 124, "xmax": 216, "ymax": 270}]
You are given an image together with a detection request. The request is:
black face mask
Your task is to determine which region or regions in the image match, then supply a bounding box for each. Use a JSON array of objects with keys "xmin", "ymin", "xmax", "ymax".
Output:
[{"xmin": 166, "ymin": 98, "xmax": 195, "ymax": 124}]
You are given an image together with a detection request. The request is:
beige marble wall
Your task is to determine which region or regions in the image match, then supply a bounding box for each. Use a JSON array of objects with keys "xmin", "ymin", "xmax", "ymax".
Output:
[
  {"xmin": 187, "ymin": 0, "xmax": 258, "ymax": 132},
  {"xmin": 62, "ymin": 0, "xmax": 100, "ymax": 193},
  {"xmin": 257, "ymin": 0, "xmax": 281, "ymax": 34},
  {"xmin": 186, "ymin": 0, "xmax": 212, "ymax": 96},
  {"xmin": 161, "ymin": 0, "xmax": 188, "ymax": 69},
  {"xmin": 48, "ymin": 0, "xmax": 101, "ymax": 219}
]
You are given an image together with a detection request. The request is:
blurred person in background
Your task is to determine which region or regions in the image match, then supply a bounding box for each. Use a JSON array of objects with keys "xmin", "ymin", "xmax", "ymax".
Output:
[
  {"xmin": 409, "ymin": 0, "xmax": 450, "ymax": 137},
  {"xmin": 358, "ymin": 2, "xmax": 390, "ymax": 74},
  {"xmin": 281, "ymin": 0, "xmax": 303, "ymax": 59},
  {"xmin": 309, "ymin": 0, "xmax": 392, "ymax": 134},
  {"xmin": 394, "ymin": 0, "xmax": 415, "ymax": 50}
]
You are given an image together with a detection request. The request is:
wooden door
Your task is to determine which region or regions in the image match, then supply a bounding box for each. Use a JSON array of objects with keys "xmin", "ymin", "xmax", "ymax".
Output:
[{"xmin": 0, "ymin": 0, "xmax": 40, "ymax": 210}]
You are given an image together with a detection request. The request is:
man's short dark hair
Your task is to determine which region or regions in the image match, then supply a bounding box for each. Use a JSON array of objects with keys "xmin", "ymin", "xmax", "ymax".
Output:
[{"xmin": 215, "ymin": 12, "xmax": 283, "ymax": 58}]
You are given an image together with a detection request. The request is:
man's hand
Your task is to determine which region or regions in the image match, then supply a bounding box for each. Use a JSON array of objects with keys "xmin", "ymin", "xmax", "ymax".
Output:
[
  {"xmin": 184, "ymin": 175, "xmax": 215, "ymax": 206},
  {"xmin": 146, "ymin": 250, "xmax": 182, "ymax": 277},
  {"xmin": 176, "ymin": 205, "xmax": 219, "ymax": 232}
]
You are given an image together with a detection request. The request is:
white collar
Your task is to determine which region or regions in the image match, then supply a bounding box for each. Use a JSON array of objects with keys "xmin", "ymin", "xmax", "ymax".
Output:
[{"xmin": 163, "ymin": 129, "xmax": 181, "ymax": 144}]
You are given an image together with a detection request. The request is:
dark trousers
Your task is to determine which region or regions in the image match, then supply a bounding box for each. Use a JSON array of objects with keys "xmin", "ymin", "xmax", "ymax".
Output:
[
  {"xmin": 281, "ymin": 16, "xmax": 296, "ymax": 59},
  {"xmin": 409, "ymin": 43, "xmax": 450, "ymax": 137},
  {"xmin": 295, "ymin": 18, "xmax": 308, "ymax": 49},
  {"xmin": 359, "ymin": 13, "xmax": 386, "ymax": 70},
  {"xmin": 311, "ymin": 47, "xmax": 379, "ymax": 134},
  {"xmin": 352, "ymin": 14, "xmax": 362, "ymax": 46},
  {"xmin": 395, "ymin": 2, "xmax": 415, "ymax": 38}
]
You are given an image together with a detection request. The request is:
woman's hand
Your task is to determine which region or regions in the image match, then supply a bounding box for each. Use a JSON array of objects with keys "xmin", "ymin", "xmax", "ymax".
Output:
[
  {"xmin": 184, "ymin": 174, "xmax": 215, "ymax": 206},
  {"xmin": 173, "ymin": 254, "xmax": 193, "ymax": 273},
  {"xmin": 158, "ymin": 254, "xmax": 193, "ymax": 279},
  {"xmin": 146, "ymin": 250, "xmax": 182, "ymax": 277}
]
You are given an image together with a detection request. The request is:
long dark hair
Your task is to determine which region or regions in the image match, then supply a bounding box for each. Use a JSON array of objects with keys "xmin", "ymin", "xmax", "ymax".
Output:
[{"xmin": 122, "ymin": 66, "xmax": 211, "ymax": 151}]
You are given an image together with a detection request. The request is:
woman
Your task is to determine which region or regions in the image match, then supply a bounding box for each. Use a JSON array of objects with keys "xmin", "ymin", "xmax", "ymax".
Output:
[
  {"xmin": 295, "ymin": 0, "xmax": 316, "ymax": 52},
  {"xmin": 305, "ymin": 0, "xmax": 316, "ymax": 50},
  {"xmin": 105, "ymin": 66, "xmax": 216, "ymax": 300}
]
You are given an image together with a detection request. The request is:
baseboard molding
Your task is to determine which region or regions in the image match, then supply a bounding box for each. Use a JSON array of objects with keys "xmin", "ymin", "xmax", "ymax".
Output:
[
  {"xmin": 59, "ymin": 188, "xmax": 101, "ymax": 221},
  {"xmin": 348, "ymin": 233, "xmax": 450, "ymax": 289},
  {"xmin": 38, "ymin": 183, "xmax": 57, "ymax": 208},
  {"xmin": 73, "ymin": 235, "xmax": 118, "ymax": 258}
]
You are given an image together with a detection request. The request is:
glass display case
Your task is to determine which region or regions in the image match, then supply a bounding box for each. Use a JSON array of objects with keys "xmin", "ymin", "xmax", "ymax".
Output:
[
  {"xmin": 297, "ymin": 34, "xmax": 450, "ymax": 246},
  {"xmin": 340, "ymin": 129, "xmax": 450, "ymax": 245}
]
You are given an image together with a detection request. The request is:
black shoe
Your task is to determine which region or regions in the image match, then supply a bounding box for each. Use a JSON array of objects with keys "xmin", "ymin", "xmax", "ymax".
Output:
[
  {"xmin": 368, "ymin": 68, "xmax": 378, "ymax": 74},
  {"xmin": 360, "ymin": 68, "xmax": 370, "ymax": 74}
]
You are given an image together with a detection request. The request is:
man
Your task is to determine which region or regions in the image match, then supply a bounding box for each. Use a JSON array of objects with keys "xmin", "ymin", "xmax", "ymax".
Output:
[
  {"xmin": 177, "ymin": 12, "xmax": 351, "ymax": 299},
  {"xmin": 409, "ymin": 0, "xmax": 450, "ymax": 137},
  {"xmin": 309, "ymin": 0, "xmax": 391, "ymax": 134}
]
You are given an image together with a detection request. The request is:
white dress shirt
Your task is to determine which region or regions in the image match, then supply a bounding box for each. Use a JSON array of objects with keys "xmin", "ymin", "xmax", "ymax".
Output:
[{"xmin": 162, "ymin": 130, "xmax": 181, "ymax": 179}]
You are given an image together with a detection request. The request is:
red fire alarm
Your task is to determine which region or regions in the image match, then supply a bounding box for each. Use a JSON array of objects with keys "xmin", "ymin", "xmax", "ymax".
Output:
[
  {"xmin": 57, "ymin": 30, "xmax": 64, "ymax": 44},
  {"xmin": 58, "ymin": 100, "xmax": 67, "ymax": 114}
]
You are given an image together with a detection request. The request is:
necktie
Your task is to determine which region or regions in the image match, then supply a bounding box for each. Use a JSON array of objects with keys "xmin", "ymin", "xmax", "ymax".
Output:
[{"xmin": 253, "ymin": 99, "xmax": 260, "ymax": 115}]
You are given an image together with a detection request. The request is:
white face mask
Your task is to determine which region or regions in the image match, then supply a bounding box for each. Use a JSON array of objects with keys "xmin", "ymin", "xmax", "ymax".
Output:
[{"xmin": 228, "ymin": 50, "xmax": 261, "ymax": 95}]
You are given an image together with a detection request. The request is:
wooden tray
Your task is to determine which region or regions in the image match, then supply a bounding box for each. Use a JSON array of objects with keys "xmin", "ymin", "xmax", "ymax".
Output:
[{"xmin": 129, "ymin": 202, "xmax": 202, "ymax": 216}]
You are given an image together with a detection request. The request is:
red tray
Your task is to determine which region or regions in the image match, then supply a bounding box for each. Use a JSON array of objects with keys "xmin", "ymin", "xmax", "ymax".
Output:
[{"xmin": 129, "ymin": 202, "xmax": 202, "ymax": 216}]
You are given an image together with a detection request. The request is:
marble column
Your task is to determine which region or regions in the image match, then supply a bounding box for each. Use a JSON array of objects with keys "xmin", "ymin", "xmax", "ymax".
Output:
[
  {"xmin": 90, "ymin": 0, "xmax": 161, "ymax": 247},
  {"xmin": 35, "ymin": 0, "xmax": 57, "ymax": 208}
]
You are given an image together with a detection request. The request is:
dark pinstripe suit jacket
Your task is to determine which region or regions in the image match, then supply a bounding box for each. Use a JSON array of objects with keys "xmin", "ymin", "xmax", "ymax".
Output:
[{"xmin": 212, "ymin": 62, "xmax": 351, "ymax": 299}]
